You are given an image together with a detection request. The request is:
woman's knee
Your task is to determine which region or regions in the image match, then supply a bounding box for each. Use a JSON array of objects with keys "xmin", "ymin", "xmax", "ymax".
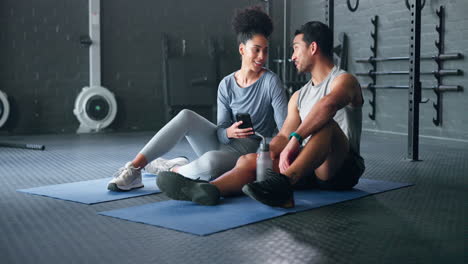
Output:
[
  {"xmin": 175, "ymin": 109, "xmax": 200, "ymax": 123},
  {"xmin": 199, "ymin": 151, "xmax": 222, "ymax": 166},
  {"xmin": 197, "ymin": 151, "xmax": 236, "ymax": 171}
]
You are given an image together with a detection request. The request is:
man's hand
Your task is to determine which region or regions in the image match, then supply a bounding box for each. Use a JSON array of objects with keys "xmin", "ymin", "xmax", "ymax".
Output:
[
  {"xmin": 226, "ymin": 121, "xmax": 254, "ymax": 139},
  {"xmin": 278, "ymin": 137, "xmax": 301, "ymax": 173}
]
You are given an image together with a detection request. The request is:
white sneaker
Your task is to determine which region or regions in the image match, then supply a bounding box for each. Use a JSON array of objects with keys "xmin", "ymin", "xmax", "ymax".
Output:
[
  {"xmin": 107, "ymin": 162, "xmax": 143, "ymax": 191},
  {"xmin": 145, "ymin": 157, "xmax": 189, "ymax": 175}
]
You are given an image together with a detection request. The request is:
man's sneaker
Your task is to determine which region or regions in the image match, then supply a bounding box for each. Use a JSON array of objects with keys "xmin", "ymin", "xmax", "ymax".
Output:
[
  {"xmin": 156, "ymin": 171, "xmax": 220, "ymax": 206},
  {"xmin": 145, "ymin": 157, "xmax": 189, "ymax": 175},
  {"xmin": 242, "ymin": 168, "xmax": 295, "ymax": 208},
  {"xmin": 107, "ymin": 162, "xmax": 143, "ymax": 192}
]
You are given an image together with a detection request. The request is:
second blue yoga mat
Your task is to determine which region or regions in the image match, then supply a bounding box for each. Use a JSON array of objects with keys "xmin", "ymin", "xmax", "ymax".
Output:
[
  {"xmin": 99, "ymin": 179, "xmax": 411, "ymax": 236},
  {"xmin": 17, "ymin": 174, "xmax": 160, "ymax": 204}
]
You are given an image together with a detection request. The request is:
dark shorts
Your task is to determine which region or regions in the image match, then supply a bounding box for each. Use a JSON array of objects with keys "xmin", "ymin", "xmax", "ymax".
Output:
[{"xmin": 293, "ymin": 149, "xmax": 365, "ymax": 190}]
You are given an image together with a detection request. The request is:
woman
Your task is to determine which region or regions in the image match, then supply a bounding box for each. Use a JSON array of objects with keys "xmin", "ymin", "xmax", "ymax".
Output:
[{"xmin": 108, "ymin": 6, "xmax": 287, "ymax": 192}]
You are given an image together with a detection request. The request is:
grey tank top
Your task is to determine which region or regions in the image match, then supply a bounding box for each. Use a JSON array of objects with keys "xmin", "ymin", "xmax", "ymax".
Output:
[{"xmin": 297, "ymin": 66, "xmax": 362, "ymax": 154}]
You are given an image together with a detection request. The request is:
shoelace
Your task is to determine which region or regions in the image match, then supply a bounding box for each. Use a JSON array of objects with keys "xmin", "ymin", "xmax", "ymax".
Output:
[
  {"xmin": 112, "ymin": 166, "xmax": 127, "ymax": 178},
  {"xmin": 112, "ymin": 164, "xmax": 140, "ymax": 178}
]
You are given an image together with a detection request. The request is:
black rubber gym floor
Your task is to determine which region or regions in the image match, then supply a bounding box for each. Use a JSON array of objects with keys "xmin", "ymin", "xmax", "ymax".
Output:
[{"xmin": 0, "ymin": 131, "xmax": 466, "ymax": 264}]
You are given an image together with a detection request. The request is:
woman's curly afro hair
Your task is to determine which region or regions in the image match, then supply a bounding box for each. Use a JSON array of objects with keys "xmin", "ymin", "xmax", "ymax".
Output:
[{"xmin": 232, "ymin": 6, "xmax": 273, "ymax": 44}]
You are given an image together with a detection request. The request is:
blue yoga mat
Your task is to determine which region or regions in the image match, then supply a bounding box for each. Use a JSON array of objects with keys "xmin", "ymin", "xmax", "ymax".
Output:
[
  {"xmin": 17, "ymin": 174, "xmax": 159, "ymax": 204},
  {"xmin": 99, "ymin": 179, "xmax": 411, "ymax": 236}
]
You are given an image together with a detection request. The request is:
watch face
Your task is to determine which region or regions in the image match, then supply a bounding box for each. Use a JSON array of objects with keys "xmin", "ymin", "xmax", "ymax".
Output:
[{"xmin": 85, "ymin": 95, "xmax": 110, "ymax": 121}]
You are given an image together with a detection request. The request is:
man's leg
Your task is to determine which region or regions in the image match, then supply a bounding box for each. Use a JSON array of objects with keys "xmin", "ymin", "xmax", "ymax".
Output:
[
  {"xmin": 284, "ymin": 120, "xmax": 349, "ymax": 184},
  {"xmin": 210, "ymin": 153, "xmax": 257, "ymax": 196},
  {"xmin": 242, "ymin": 120, "xmax": 350, "ymax": 207},
  {"xmin": 156, "ymin": 153, "xmax": 258, "ymax": 205}
]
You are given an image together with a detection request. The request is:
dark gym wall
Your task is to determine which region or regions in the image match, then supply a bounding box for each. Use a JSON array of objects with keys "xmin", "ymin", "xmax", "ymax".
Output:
[
  {"xmin": 288, "ymin": 0, "xmax": 468, "ymax": 141},
  {"xmin": 0, "ymin": 0, "xmax": 264, "ymax": 134},
  {"xmin": 3, "ymin": 0, "xmax": 467, "ymax": 141},
  {"xmin": 0, "ymin": 0, "xmax": 88, "ymax": 134}
]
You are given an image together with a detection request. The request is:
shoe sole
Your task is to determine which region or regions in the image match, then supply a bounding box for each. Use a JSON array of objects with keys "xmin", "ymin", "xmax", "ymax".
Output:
[
  {"xmin": 107, "ymin": 182, "xmax": 144, "ymax": 192},
  {"xmin": 157, "ymin": 171, "xmax": 219, "ymax": 206},
  {"xmin": 242, "ymin": 184, "xmax": 295, "ymax": 208}
]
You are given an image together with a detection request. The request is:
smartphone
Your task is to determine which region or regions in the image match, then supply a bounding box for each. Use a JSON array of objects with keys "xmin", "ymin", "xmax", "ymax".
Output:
[{"xmin": 235, "ymin": 113, "xmax": 254, "ymax": 132}]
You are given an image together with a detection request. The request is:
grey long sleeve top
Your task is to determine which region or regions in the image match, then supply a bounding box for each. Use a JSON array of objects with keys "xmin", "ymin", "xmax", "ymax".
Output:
[{"xmin": 216, "ymin": 69, "xmax": 288, "ymax": 144}]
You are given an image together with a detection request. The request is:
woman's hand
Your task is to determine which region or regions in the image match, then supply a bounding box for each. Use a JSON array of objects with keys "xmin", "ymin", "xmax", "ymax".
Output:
[{"xmin": 226, "ymin": 121, "xmax": 254, "ymax": 138}]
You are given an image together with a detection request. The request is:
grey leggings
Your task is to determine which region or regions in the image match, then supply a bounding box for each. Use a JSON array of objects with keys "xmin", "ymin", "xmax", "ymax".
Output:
[{"xmin": 139, "ymin": 109, "xmax": 260, "ymax": 181}]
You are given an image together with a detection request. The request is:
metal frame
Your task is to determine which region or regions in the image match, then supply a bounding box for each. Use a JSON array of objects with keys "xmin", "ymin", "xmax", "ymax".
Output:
[
  {"xmin": 89, "ymin": 0, "xmax": 101, "ymax": 87},
  {"xmin": 161, "ymin": 34, "xmax": 171, "ymax": 123},
  {"xmin": 262, "ymin": 0, "xmax": 271, "ymax": 69},
  {"xmin": 282, "ymin": 0, "xmax": 289, "ymax": 84},
  {"xmin": 79, "ymin": 0, "xmax": 102, "ymax": 86},
  {"xmin": 406, "ymin": 0, "xmax": 426, "ymax": 10},
  {"xmin": 334, "ymin": 32, "xmax": 348, "ymax": 70},
  {"xmin": 74, "ymin": 0, "xmax": 117, "ymax": 134},
  {"xmin": 325, "ymin": 0, "xmax": 334, "ymax": 45},
  {"xmin": 408, "ymin": 0, "xmax": 422, "ymax": 161},
  {"xmin": 352, "ymin": 1, "xmax": 463, "ymax": 160},
  {"xmin": 368, "ymin": 16, "xmax": 378, "ymax": 120},
  {"xmin": 433, "ymin": 6, "xmax": 445, "ymax": 126},
  {"xmin": 161, "ymin": 34, "xmax": 219, "ymax": 123}
]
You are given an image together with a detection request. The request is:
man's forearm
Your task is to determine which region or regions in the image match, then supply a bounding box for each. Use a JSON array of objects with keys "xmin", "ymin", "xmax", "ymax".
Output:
[
  {"xmin": 269, "ymin": 134, "xmax": 289, "ymax": 159},
  {"xmin": 296, "ymin": 100, "xmax": 336, "ymax": 139}
]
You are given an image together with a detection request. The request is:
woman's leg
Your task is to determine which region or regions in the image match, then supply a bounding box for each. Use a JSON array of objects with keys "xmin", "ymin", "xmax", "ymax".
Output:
[
  {"xmin": 176, "ymin": 150, "xmax": 241, "ymax": 181},
  {"xmin": 133, "ymin": 109, "xmax": 220, "ymax": 168},
  {"xmin": 174, "ymin": 137, "xmax": 261, "ymax": 180}
]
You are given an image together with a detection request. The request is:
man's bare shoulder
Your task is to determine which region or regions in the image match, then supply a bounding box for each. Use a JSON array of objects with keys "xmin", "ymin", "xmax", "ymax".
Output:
[
  {"xmin": 330, "ymin": 73, "xmax": 362, "ymax": 106},
  {"xmin": 288, "ymin": 90, "xmax": 300, "ymax": 107},
  {"xmin": 332, "ymin": 73, "xmax": 359, "ymax": 88}
]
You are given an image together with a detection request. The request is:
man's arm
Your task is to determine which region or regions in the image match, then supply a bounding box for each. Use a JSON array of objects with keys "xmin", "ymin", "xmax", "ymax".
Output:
[
  {"xmin": 277, "ymin": 73, "xmax": 361, "ymax": 173},
  {"xmin": 269, "ymin": 91, "xmax": 302, "ymax": 159},
  {"xmin": 295, "ymin": 73, "xmax": 360, "ymax": 139}
]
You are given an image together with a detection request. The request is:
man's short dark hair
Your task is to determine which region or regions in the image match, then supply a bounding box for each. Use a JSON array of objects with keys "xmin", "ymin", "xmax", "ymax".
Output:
[{"xmin": 294, "ymin": 21, "xmax": 333, "ymax": 58}]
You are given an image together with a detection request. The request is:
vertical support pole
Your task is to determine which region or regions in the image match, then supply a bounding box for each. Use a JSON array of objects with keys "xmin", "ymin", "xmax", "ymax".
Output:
[
  {"xmin": 282, "ymin": 0, "xmax": 288, "ymax": 84},
  {"xmin": 89, "ymin": 0, "xmax": 101, "ymax": 87},
  {"xmin": 325, "ymin": 0, "xmax": 334, "ymax": 46},
  {"xmin": 263, "ymin": 0, "xmax": 271, "ymax": 69},
  {"xmin": 161, "ymin": 34, "xmax": 171, "ymax": 123},
  {"xmin": 208, "ymin": 37, "xmax": 219, "ymax": 122},
  {"xmin": 433, "ymin": 6, "xmax": 444, "ymax": 126},
  {"xmin": 408, "ymin": 0, "xmax": 422, "ymax": 161},
  {"xmin": 368, "ymin": 16, "xmax": 378, "ymax": 120}
]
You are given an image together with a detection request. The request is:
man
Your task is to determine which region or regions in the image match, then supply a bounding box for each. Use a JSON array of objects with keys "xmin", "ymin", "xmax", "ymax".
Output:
[{"xmin": 156, "ymin": 21, "xmax": 365, "ymax": 208}]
